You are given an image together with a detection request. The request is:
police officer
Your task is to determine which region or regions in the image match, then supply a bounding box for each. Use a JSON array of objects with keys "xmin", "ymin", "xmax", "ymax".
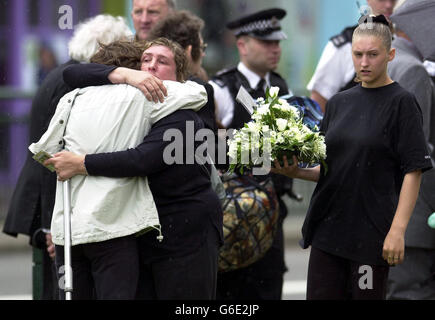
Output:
[
  {"xmin": 209, "ymin": 8, "xmax": 291, "ymax": 300},
  {"xmin": 307, "ymin": 0, "xmax": 397, "ymax": 112},
  {"xmin": 210, "ymin": 8, "xmax": 290, "ymax": 129}
]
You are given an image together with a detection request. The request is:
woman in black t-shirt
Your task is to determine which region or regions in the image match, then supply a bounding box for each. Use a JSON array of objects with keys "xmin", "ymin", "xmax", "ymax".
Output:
[{"xmin": 272, "ymin": 16, "xmax": 432, "ymax": 300}]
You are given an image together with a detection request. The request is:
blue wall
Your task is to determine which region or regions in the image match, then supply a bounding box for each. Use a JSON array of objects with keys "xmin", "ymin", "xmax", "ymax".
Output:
[{"xmin": 316, "ymin": 0, "xmax": 362, "ymax": 58}]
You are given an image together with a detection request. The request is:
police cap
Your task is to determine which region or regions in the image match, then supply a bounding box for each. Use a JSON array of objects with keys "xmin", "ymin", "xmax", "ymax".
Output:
[{"xmin": 226, "ymin": 8, "xmax": 287, "ymax": 41}]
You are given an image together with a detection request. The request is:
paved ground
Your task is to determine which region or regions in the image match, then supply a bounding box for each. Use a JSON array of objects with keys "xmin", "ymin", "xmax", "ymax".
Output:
[
  {"xmin": 0, "ymin": 246, "xmax": 309, "ymax": 300},
  {"xmin": 0, "ymin": 189, "xmax": 311, "ymax": 300},
  {"xmin": 0, "ymin": 216, "xmax": 310, "ymax": 300}
]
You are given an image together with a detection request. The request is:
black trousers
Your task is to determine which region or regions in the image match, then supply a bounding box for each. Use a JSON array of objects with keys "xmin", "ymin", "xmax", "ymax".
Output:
[
  {"xmin": 216, "ymin": 218, "xmax": 286, "ymax": 300},
  {"xmin": 31, "ymin": 228, "xmax": 59, "ymax": 300},
  {"xmin": 136, "ymin": 224, "xmax": 220, "ymax": 300},
  {"xmin": 307, "ymin": 246, "xmax": 389, "ymax": 300},
  {"xmin": 29, "ymin": 204, "xmax": 59, "ymax": 300},
  {"xmin": 40, "ymin": 247, "xmax": 59, "ymax": 300},
  {"xmin": 55, "ymin": 235, "xmax": 139, "ymax": 300}
]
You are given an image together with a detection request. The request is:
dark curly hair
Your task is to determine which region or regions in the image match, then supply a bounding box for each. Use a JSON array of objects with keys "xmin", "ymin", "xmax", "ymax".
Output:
[{"xmin": 149, "ymin": 10, "xmax": 204, "ymax": 63}]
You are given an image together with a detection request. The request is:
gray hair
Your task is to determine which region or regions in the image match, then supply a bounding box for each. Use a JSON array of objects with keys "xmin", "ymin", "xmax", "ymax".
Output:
[
  {"xmin": 68, "ymin": 14, "xmax": 133, "ymax": 62},
  {"xmin": 131, "ymin": 0, "xmax": 176, "ymax": 9},
  {"xmin": 353, "ymin": 18, "xmax": 393, "ymax": 51}
]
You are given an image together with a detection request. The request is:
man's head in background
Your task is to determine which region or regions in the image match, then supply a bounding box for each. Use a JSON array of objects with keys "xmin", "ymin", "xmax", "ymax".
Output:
[
  {"xmin": 227, "ymin": 8, "xmax": 287, "ymax": 78},
  {"xmin": 131, "ymin": 0, "xmax": 176, "ymax": 40},
  {"xmin": 149, "ymin": 10, "xmax": 206, "ymax": 77},
  {"xmin": 68, "ymin": 14, "xmax": 133, "ymax": 63},
  {"xmin": 367, "ymin": 0, "xmax": 398, "ymax": 18},
  {"xmin": 91, "ymin": 38, "xmax": 187, "ymax": 82}
]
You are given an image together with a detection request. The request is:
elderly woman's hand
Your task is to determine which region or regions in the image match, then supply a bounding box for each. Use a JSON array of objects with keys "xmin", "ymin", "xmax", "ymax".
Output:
[{"xmin": 44, "ymin": 151, "xmax": 87, "ymax": 181}]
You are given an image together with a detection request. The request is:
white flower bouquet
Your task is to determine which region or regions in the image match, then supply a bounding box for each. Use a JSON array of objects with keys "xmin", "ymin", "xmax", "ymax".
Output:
[{"xmin": 227, "ymin": 86, "xmax": 327, "ymax": 174}]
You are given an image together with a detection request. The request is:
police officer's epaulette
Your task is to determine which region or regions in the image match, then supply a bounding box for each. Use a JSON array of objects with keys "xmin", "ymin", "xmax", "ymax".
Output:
[
  {"xmin": 211, "ymin": 67, "xmax": 237, "ymax": 87},
  {"xmin": 330, "ymin": 24, "xmax": 358, "ymax": 48}
]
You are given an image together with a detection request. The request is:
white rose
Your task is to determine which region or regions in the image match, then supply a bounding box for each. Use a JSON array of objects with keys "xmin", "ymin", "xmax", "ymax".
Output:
[
  {"xmin": 257, "ymin": 104, "xmax": 270, "ymax": 115},
  {"xmin": 269, "ymin": 86, "xmax": 280, "ymax": 98},
  {"xmin": 300, "ymin": 124, "xmax": 311, "ymax": 135},
  {"xmin": 252, "ymin": 113, "xmax": 262, "ymax": 121},
  {"xmin": 246, "ymin": 122, "xmax": 260, "ymax": 133},
  {"xmin": 276, "ymin": 118, "xmax": 288, "ymax": 131},
  {"xmin": 278, "ymin": 99, "xmax": 291, "ymax": 111}
]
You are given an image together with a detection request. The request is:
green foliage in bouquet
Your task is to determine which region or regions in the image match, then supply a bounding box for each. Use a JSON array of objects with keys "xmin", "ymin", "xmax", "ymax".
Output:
[{"xmin": 227, "ymin": 86, "xmax": 327, "ymax": 174}]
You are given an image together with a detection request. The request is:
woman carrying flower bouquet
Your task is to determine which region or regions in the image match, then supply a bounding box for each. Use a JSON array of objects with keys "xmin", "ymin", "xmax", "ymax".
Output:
[{"xmin": 272, "ymin": 16, "xmax": 432, "ymax": 300}]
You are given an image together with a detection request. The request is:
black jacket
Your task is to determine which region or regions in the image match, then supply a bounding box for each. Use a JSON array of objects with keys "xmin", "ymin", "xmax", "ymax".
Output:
[
  {"xmin": 3, "ymin": 59, "xmax": 78, "ymax": 241},
  {"xmin": 211, "ymin": 67, "xmax": 289, "ymax": 129}
]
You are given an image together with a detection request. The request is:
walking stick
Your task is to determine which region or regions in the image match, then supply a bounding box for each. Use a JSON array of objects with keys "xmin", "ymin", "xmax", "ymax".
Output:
[{"xmin": 63, "ymin": 180, "xmax": 73, "ymax": 300}]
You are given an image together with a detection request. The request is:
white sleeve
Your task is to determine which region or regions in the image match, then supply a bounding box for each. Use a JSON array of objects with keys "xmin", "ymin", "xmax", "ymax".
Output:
[
  {"xmin": 28, "ymin": 90, "xmax": 79, "ymax": 155},
  {"xmin": 209, "ymin": 80, "xmax": 234, "ymax": 128},
  {"xmin": 307, "ymin": 41, "xmax": 355, "ymax": 100},
  {"xmin": 148, "ymin": 80, "xmax": 208, "ymax": 124}
]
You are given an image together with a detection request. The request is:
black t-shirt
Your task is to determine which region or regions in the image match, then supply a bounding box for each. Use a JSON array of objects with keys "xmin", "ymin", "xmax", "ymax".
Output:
[{"xmin": 301, "ymin": 82, "xmax": 432, "ymax": 266}]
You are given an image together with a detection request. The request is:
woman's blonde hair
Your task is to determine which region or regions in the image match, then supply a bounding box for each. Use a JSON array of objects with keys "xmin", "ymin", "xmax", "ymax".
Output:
[{"xmin": 352, "ymin": 18, "xmax": 393, "ymax": 51}]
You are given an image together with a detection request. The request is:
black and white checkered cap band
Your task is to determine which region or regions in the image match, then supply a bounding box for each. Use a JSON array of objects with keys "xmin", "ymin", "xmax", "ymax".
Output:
[{"xmin": 233, "ymin": 18, "xmax": 281, "ymax": 37}]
